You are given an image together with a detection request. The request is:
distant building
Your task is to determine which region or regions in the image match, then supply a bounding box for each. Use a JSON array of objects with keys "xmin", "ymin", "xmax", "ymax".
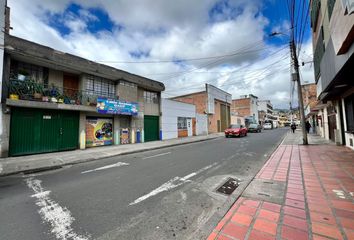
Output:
[
  {"xmin": 310, "ymin": 0, "xmax": 354, "ymax": 149},
  {"xmin": 257, "ymin": 100, "xmax": 275, "ymax": 125},
  {"xmin": 231, "ymin": 94, "xmax": 258, "ymax": 125},
  {"xmin": 172, "ymin": 84, "xmax": 232, "ymax": 133}
]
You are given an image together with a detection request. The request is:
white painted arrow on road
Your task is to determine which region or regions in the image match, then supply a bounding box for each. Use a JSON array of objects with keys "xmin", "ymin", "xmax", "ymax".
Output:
[
  {"xmin": 129, "ymin": 162, "xmax": 218, "ymax": 205},
  {"xmin": 81, "ymin": 162, "xmax": 129, "ymax": 174}
]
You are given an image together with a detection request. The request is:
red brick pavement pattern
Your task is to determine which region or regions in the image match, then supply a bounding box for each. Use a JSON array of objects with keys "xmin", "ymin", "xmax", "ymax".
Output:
[{"xmin": 208, "ymin": 145, "xmax": 354, "ymax": 240}]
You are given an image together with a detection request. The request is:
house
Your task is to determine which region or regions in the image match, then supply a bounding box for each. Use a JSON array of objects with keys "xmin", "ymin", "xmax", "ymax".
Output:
[
  {"xmin": 161, "ymin": 99, "xmax": 204, "ymax": 140},
  {"xmin": 310, "ymin": 0, "xmax": 354, "ymax": 149},
  {"xmin": 0, "ymin": 35, "xmax": 165, "ymax": 157},
  {"xmin": 171, "ymin": 84, "xmax": 232, "ymax": 133},
  {"xmin": 231, "ymin": 94, "xmax": 259, "ymax": 126}
]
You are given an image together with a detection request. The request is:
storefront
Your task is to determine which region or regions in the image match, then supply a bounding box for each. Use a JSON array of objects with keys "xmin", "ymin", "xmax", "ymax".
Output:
[{"xmin": 85, "ymin": 97, "xmax": 140, "ymax": 147}]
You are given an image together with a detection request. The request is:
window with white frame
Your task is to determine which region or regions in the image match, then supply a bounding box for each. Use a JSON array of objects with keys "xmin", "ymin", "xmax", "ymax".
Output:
[
  {"xmin": 143, "ymin": 90, "xmax": 158, "ymax": 103},
  {"xmin": 86, "ymin": 75, "xmax": 115, "ymax": 98}
]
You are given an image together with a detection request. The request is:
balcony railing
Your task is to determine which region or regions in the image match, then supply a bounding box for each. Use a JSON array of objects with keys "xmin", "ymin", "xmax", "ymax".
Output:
[{"xmin": 7, "ymin": 78, "xmax": 116, "ymax": 106}]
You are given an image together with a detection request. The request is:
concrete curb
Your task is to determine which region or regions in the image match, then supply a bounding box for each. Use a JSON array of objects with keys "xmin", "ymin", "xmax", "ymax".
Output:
[
  {"xmin": 0, "ymin": 135, "xmax": 222, "ymax": 177},
  {"xmin": 194, "ymin": 131, "xmax": 288, "ymax": 240}
]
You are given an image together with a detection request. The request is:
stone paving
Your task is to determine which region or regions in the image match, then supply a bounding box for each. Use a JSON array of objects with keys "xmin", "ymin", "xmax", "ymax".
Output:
[{"xmin": 207, "ymin": 133, "xmax": 354, "ymax": 240}]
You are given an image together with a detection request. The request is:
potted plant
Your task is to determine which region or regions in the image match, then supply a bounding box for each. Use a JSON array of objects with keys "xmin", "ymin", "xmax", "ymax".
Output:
[
  {"xmin": 33, "ymin": 82, "xmax": 43, "ymax": 100},
  {"xmin": 17, "ymin": 69, "xmax": 29, "ymax": 81}
]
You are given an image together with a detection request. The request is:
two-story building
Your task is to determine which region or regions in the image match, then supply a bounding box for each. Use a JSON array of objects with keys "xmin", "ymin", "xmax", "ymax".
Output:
[
  {"xmin": 0, "ymin": 35, "xmax": 165, "ymax": 157},
  {"xmin": 310, "ymin": 0, "xmax": 354, "ymax": 149}
]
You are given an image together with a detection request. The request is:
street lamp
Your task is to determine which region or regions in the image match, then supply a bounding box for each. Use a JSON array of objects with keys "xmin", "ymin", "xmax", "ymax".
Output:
[{"xmin": 271, "ymin": 32, "xmax": 309, "ymax": 145}]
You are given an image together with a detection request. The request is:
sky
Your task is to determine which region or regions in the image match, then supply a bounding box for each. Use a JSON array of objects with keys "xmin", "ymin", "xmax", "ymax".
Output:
[{"xmin": 7, "ymin": 0, "xmax": 314, "ymax": 109}]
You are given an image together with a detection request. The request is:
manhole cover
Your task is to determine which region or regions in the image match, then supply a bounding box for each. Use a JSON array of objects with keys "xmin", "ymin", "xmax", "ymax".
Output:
[{"xmin": 216, "ymin": 178, "xmax": 239, "ymax": 195}]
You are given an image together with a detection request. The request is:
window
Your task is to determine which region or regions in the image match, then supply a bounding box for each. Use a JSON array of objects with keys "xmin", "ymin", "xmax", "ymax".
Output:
[
  {"xmin": 144, "ymin": 91, "xmax": 158, "ymax": 103},
  {"xmin": 86, "ymin": 75, "xmax": 115, "ymax": 98},
  {"xmin": 345, "ymin": 94, "xmax": 354, "ymax": 132},
  {"xmin": 10, "ymin": 61, "xmax": 48, "ymax": 84},
  {"xmin": 177, "ymin": 117, "xmax": 187, "ymax": 130}
]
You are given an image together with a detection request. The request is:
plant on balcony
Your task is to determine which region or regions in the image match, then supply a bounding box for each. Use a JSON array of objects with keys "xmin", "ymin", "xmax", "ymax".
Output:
[
  {"xmin": 17, "ymin": 69, "xmax": 29, "ymax": 81},
  {"xmin": 33, "ymin": 82, "xmax": 44, "ymax": 100}
]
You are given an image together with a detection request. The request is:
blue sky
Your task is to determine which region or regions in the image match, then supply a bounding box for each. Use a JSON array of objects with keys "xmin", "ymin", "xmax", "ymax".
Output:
[{"xmin": 9, "ymin": 0, "xmax": 314, "ymax": 108}]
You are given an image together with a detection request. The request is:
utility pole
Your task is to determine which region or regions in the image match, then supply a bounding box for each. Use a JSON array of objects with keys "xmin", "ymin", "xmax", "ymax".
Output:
[{"xmin": 290, "ymin": 39, "xmax": 308, "ymax": 145}]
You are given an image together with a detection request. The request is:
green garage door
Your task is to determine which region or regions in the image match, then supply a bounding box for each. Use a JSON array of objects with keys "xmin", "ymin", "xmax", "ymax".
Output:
[
  {"xmin": 9, "ymin": 108, "xmax": 79, "ymax": 156},
  {"xmin": 144, "ymin": 115, "xmax": 159, "ymax": 142}
]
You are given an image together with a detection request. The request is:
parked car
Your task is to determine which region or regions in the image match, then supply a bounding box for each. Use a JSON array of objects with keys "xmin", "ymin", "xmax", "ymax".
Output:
[
  {"xmin": 225, "ymin": 124, "xmax": 248, "ymax": 137},
  {"xmin": 248, "ymin": 123, "xmax": 262, "ymax": 133},
  {"xmin": 263, "ymin": 123, "xmax": 272, "ymax": 130}
]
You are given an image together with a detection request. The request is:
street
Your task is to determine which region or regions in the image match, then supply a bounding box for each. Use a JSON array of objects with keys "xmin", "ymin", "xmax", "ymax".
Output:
[{"xmin": 0, "ymin": 128, "xmax": 287, "ymax": 240}]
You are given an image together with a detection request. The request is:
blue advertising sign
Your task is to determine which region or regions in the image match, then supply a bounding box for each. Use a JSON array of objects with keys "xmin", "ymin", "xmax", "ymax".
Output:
[{"xmin": 96, "ymin": 97, "xmax": 139, "ymax": 116}]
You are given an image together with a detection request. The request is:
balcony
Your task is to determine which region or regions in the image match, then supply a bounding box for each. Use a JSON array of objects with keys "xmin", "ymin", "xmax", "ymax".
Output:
[{"xmin": 7, "ymin": 77, "xmax": 116, "ymax": 111}]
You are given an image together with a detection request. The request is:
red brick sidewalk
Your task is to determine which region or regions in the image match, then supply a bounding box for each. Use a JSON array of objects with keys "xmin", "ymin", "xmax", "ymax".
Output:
[{"xmin": 207, "ymin": 144, "xmax": 354, "ymax": 240}]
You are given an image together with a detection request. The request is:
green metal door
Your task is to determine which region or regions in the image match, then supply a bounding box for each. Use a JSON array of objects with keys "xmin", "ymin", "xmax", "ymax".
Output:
[
  {"xmin": 59, "ymin": 111, "xmax": 79, "ymax": 151},
  {"xmin": 144, "ymin": 115, "xmax": 159, "ymax": 142},
  {"xmin": 9, "ymin": 108, "xmax": 40, "ymax": 156},
  {"xmin": 10, "ymin": 108, "xmax": 79, "ymax": 156}
]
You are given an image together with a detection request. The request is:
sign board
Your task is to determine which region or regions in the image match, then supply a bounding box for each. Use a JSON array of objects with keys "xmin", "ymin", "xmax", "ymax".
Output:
[
  {"xmin": 86, "ymin": 118, "xmax": 113, "ymax": 147},
  {"xmin": 97, "ymin": 97, "xmax": 139, "ymax": 116}
]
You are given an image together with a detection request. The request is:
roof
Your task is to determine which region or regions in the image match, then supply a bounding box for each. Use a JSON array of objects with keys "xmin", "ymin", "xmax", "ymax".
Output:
[{"xmin": 4, "ymin": 35, "xmax": 165, "ymax": 92}]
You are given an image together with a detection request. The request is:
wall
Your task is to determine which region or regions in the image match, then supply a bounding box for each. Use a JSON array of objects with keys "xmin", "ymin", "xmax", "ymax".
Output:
[
  {"xmin": 0, "ymin": 0, "xmax": 7, "ymax": 157},
  {"xmin": 138, "ymin": 88, "xmax": 159, "ymax": 116},
  {"xmin": 117, "ymin": 82, "xmax": 138, "ymax": 102},
  {"xmin": 342, "ymin": 98, "xmax": 354, "ymax": 150},
  {"xmin": 196, "ymin": 113, "xmax": 208, "ymax": 135},
  {"xmin": 48, "ymin": 69, "xmax": 63, "ymax": 88},
  {"xmin": 161, "ymin": 99, "xmax": 195, "ymax": 140},
  {"xmin": 232, "ymin": 98, "xmax": 251, "ymax": 117},
  {"xmin": 249, "ymin": 96, "xmax": 259, "ymax": 123},
  {"xmin": 173, "ymin": 92, "xmax": 207, "ymax": 114},
  {"xmin": 206, "ymin": 84, "xmax": 232, "ymax": 114},
  {"xmin": 329, "ymin": 0, "xmax": 354, "ymax": 54},
  {"xmin": 208, "ymin": 100, "xmax": 221, "ymax": 133},
  {"xmin": 231, "ymin": 116, "xmax": 245, "ymax": 125}
]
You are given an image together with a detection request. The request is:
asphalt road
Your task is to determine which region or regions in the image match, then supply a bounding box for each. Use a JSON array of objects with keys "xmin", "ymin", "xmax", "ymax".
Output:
[{"xmin": 0, "ymin": 128, "xmax": 288, "ymax": 240}]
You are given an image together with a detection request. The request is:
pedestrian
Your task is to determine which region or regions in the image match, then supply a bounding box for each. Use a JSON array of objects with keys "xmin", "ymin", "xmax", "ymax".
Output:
[
  {"xmin": 305, "ymin": 120, "xmax": 311, "ymax": 134},
  {"xmin": 291, "ymin": 122, "xmax": 296, "ymax": 133}
]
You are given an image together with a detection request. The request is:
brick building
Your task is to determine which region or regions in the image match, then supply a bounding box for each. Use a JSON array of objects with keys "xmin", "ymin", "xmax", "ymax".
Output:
[
  {"xmin": 231, "ymin": 94, "xmax": 259, "ymax": 125},
  {"xmin": 172, "ymin": 84, "xmax": 231, "ymax": 133}
]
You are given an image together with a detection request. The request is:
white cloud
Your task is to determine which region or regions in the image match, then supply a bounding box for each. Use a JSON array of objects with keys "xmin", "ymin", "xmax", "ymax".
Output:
[{"xmin": 7, "ymin": 0, "xmax": 314, "ymax": 109}]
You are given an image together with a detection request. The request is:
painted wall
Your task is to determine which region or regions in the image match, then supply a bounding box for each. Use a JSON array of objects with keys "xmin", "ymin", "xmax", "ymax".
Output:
[
  {"xmin": 206, "ymin": 84, "xmax": 232, "ymax": 114},
  {"xmin": 161, "ymin": 99, "xmax": 196, "ymax": 140},
  {"xmin": 196, "ymin": 113, "xmax": 208, "ymax": 135}
]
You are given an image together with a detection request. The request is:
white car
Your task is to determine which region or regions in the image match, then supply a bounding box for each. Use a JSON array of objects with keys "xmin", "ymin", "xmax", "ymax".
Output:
[{"xmin": 263, "ymin": 123, "xmax": 272, "ymax": 130}]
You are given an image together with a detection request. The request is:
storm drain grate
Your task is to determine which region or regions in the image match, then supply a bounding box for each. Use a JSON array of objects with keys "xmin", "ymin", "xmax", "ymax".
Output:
[{"xmin": 216, "ymin": 178, "xmax": 239, "ymax": 195}]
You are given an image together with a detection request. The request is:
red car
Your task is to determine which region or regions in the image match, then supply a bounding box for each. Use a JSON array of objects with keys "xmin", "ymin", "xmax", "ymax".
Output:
[{"xmin": 225, "ymin": 124, "xmax": 248, "ymax": 138}]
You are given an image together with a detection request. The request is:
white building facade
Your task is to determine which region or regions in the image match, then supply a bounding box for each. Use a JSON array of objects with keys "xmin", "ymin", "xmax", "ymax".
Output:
[{"xmin": 161, "ymin": 99, "xmax": 196, "ymax": 140}]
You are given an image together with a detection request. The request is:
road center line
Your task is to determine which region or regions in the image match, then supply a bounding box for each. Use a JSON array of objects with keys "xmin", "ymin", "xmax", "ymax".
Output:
[
  {"xmin": 81, "ymin": 162, "xmax": 129, "ymax": 174},
  {"xmin": 25, "ymin": 177, "xmax": 90, "ymax": 240},
  {"xmin": 129, "ymin": 162, "xmax": 218, "ymax": 206},
  {"xmin": 142, "ymin": 152, "xmax": 171, "ymax": 159}
]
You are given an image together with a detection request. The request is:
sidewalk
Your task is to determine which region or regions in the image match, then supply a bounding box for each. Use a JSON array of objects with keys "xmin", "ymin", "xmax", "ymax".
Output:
[
  {"xmin": 0, "ymin": 133, "xmax": 223, "ymax": 176},
  {"xmin": 208, "ymin": 130, "xmax": 354, "ymax": 240}
]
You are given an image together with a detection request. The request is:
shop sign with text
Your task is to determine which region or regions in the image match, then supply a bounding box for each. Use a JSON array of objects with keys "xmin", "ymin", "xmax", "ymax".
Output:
[{"xmin": 96, "ymin": 98, "xmax": 139, "ymax": 116}]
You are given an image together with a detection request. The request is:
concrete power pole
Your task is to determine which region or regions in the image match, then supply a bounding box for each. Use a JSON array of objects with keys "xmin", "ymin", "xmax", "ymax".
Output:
[{"xmin": 290, "ymin": 40, "xmax": 308, "ymax": 145}]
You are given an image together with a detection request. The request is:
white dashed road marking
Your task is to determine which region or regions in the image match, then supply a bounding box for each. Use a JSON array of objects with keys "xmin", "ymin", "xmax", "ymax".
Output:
[{"xmin": 142, "ymin": 152, "xmax": 171, "ymax": 159}]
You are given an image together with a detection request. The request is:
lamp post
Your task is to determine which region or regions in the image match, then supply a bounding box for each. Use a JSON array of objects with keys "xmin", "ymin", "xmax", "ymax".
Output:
[{"xmin": 271, "ymin": 32, "xmax": 308, "ymax": 145}]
